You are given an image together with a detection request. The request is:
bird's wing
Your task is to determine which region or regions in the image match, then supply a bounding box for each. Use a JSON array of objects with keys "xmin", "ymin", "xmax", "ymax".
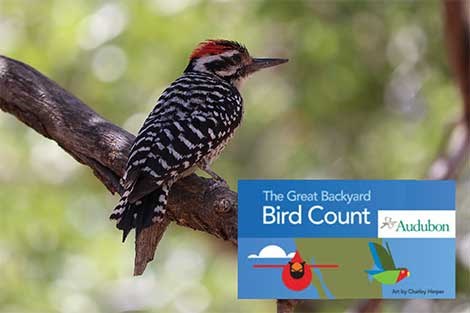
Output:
[
  {"xmin": 368, "ymin": 242, "xmax": 396, "ymax": 270},
  {"xmin": 368, "ymin": 242, "xmax": 384, "ymax": 270},
  {"xmin": 385, "ymin": 241, "xmax": 397, "ymax": 269},
  {"xmin": 122, "ymin": 73, "xmax": 242, "ymax": 202}
]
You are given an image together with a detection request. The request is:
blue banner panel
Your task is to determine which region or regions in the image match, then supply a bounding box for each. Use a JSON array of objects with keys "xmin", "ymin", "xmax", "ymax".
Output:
[
  {"xmin": 238, "ymin": 180, "xmax": 455, "ymax": 299},
  {"xmin": 238, "ymin": 180, "xmax": 455, "ymax": 238}
]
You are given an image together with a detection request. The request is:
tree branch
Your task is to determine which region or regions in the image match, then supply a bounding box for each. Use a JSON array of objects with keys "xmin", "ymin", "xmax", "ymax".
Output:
[
  {"xmin": 428, "ymin": 0, "xmax": 470, "ymax": 180},
  {"xmin": 0, "ymin": 55, "xmax": 238, "ymax": 275},
  {"xmin": 443, "ymin": 0, "xmax": 470, "ymax": 126}
]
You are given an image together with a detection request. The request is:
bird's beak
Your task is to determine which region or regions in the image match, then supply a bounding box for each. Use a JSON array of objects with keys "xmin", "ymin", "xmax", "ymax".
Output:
[
  {"xmin": 407, "ymin": 271, "xmax": 410, "ymax": 277},
  {"xmin": 245, "ymin": 58, "xmax": 288, "ymax": 74}
]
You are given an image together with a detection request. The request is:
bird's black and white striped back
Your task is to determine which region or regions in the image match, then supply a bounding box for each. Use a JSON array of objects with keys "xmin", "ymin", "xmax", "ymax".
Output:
[{"xmin": 110, "ymin": 71, "xmax": 243, "ymax": 241}]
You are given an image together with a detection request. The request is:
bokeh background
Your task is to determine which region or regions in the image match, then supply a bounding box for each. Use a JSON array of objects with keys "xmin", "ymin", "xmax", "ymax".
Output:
[{"xmin": 0, "ymin": 0, "xmax": 469, "ymax": 312}]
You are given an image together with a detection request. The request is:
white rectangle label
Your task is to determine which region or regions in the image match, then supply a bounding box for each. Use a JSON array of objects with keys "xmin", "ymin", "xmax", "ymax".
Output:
[{"xmin": 378, "ymin": 210, "xmax": 455, "ymax": 238}]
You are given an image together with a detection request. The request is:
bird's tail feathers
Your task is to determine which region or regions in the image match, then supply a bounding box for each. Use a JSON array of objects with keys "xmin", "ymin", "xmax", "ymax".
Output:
[
  {"xmin": 364, "ymin": 269, "xmax": 381, "ymax": 282},
  {"xmin": 110, "ymin": 185, "xmax": 169, "ymax": 242}
]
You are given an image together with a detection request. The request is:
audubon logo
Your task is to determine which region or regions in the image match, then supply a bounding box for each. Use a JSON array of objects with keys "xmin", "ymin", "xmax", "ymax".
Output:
[
  {"xmin": 378, "ymin": 210, "xmax": 454, "ymax": 238},
  {"xmin": 380, "ymin": 217, "xmax": 397, "ymax": 229},
  {"xmin": 382, "ymin": 216, "xmax": 450, "ymax": 233}
]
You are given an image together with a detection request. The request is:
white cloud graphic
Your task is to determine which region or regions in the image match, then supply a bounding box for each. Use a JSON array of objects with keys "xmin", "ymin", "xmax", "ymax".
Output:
[{"xmin": 247, "ymin": 245, "xmax": 295, "ymax": 259}]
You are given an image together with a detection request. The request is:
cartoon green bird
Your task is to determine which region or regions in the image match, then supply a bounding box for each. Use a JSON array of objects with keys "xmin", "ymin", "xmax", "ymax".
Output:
[{"xmin": 365, "ymin": 241, "xmax": 410, "ymax": 285}]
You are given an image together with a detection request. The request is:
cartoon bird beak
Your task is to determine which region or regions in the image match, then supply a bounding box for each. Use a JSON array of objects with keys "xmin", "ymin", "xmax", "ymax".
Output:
[
  {"xmin": 245, "ymin": 58, "xmax": 288, "ymax": 74},
  {"xmin": 407, "ymin": 271, "xmax": 411, "ymax": 277}
]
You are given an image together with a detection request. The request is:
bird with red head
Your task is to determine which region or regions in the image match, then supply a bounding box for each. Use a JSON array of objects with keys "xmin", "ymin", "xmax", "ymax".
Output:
[
  {"xmin": 111, "ymin": 40, "xmax": 287, "ymax": 241},
  {"xmin": 186, "ymin": 39, "xmax": 288, "ymax": 88}
]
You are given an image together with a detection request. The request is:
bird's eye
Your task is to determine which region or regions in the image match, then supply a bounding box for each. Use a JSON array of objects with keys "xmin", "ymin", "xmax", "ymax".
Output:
[{"xmin": 232, "ymin": 54, "xmax": 241, "ymax": 63}]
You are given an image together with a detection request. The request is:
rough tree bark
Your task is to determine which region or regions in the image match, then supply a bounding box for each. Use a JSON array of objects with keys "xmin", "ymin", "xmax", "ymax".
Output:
[
  {"xmin": 0, "ymin": 54, "xmax": 296, "ymax": 313},
  {"xmin": 0, "ymin": 55, "xmax": 237, "ymax": 275}
]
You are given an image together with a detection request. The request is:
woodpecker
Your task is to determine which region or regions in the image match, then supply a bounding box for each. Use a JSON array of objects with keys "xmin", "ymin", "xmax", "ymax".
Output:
[{"xmin": 110, "ymin": 39, "xmax": 287, "ymax": 241}]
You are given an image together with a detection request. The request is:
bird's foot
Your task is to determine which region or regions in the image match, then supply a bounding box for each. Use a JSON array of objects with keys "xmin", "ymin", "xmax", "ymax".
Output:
[
  {"xmin": 208, "ymin": 178, "xmax": 229, "ymax": 193},
  {"xmin": 199, "ymin": 164, "xmax": 229, "ymax": 191}
]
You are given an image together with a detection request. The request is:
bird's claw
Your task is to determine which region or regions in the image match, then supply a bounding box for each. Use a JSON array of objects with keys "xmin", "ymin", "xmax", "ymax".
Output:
[{"xmin": 208, "ymin": 178, "xmax": 229, "ymax": 193}]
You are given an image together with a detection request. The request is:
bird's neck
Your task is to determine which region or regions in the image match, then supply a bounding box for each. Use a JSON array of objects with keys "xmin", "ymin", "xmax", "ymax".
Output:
[{"xmin": 184, "ymin": 71, "xmax": 241, "ymax": 93}]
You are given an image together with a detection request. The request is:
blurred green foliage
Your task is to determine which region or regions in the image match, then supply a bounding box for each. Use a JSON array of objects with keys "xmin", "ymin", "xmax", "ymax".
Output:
[{"xmin": 0, "ymin": 0, "xmax": 468, "ymax": 312}]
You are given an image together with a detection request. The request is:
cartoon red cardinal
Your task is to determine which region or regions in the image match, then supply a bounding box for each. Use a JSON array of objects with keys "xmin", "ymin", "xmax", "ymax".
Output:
[{"xmin": 282, "ymin": 250, "xmax": 312, "ymax": 291}]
